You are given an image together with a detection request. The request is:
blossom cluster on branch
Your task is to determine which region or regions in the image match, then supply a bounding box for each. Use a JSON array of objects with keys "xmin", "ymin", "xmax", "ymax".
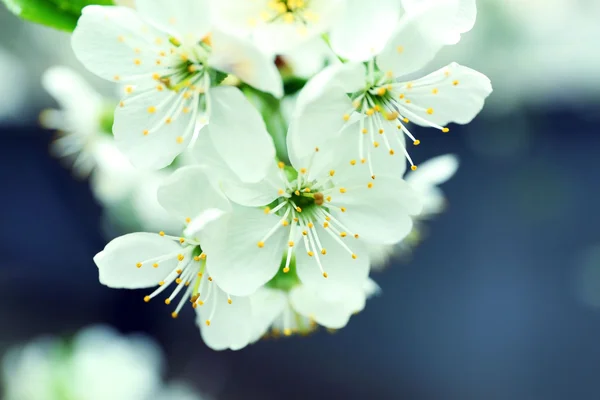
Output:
[{"xmin": 39, "ymin": 0, "xmax": 492, "ymax": 351}]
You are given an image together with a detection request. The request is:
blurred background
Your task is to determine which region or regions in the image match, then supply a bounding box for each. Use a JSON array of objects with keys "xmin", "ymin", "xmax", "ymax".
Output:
[{"xmin": 1, "ymin": 0, "xmax": 600, "ymax": 399}]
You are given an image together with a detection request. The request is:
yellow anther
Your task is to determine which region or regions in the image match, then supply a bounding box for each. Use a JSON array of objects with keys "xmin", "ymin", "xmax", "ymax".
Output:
[
  {"xmin": 143, "ymin": 130, "xmax": 149, "ymax": 136},
  {"xmin": 354, "ymin": 234, "xmax": 359, "ymax": 239},
  {"xmin": 171, "ymin": 312, "xmax": 178, "ymax": 319},
  {"xmin": 144, "ymin": 296, "xmax": 151, "ymax": 303},
  {"xmin": 453, "ymin": 80, "xmax": 459, "ymax": 86},
  {"xmin": 323, "ymin": 222, "xmax": 329, "ymax": 228},
  {"xmin": 278, "ymin": 189, "xmax": 284, "ymax": 195},
  {"xmin": 185, "ymin": 217, "xmax": 191, "ymax": 223},
  {"xmin": 389, "ymin": 149, "xmax": 395, "ymax": 155},
  {"xmin": 156, "ymin": 85, "xmax": 164, "ymax": 91},
  {"xmin": 205, "ymin": 320, "xmax": 211, "ymax": 326},
  {"xmin": 153, "ymin": 263, "xmax": 159, "ymax": 268},
  {"xmin": 386, "ymin": 111, "xmax": 399, "ymax": 121},
  {"xmin": 326, "ymin": 196, "xmax": 332, "ymax": 202},
  {"xmin": 257, "ymin": 241, "xmax": 265, "ymax": 248},
  {"xmin": 183, "ymin": 92, "xmax": 192, "ymax": 99},
  {"xmin": 294, "ymin": 190, "xmax": 300, "ymax": 196},
  {"xmin": 343, "ymin": 114, "xmax": 350, "ymax": 121},
  {"xmin": 147, "ymin": 106, "xmax": 156, "ymax": 114},
  {"xmin": 302, "ymin": 230, "xmax": 307, "ymax": 236},
  {"xmin": 159, "ymin": 51, "xmax": 166, "ymax": 57},
  {"xmin": 321, "ymin": 249, "xmax": 327, "ymax": 255},
  {"xmin": 159, "ymin": 281, "xmax": 165, "ymax": 286},
  {"xmin": 165, "ymin": 298, "xmax": 171, "ymax": 305},
  {"xmin": 208, "ymin": 277, "xmax": 213, "ymax": 282},
  {"xmin": 175, "ymin": 278, "xmax": 182, "ymax": 284},
  {"xmin": 373, "ymin": 141, "xmax": 380, "ymax": 148},
  {"xmin": 278, "ymin": 161, "xmax": 285, "ymax": 169},
  {"xmin": 307, "ymin": 251, "xmax": 314, "ymax": 257},
  {"xmin": 194, "ymin": 256, "xmax": 201, "ymax": 261},
  {"xmin": 303, "ymin": 188, "xmax": 311, "ymax": 193},
  {"xmin": 183, "ymin": 107, "xmax": 190, "ymax": 113},
  {"xmin": 283, "ymin": 328, "xmax": 293, "ymax": 336},
  {"xmin": 379, "ymin": 128, "xmax": 384, "ymax": 134},
  {"xmin": 166, "ymin": 117, "xmax": 172, "ymax": 124},
  {"xmin": 403, "ymin": 118, "xmax": 409, "ymax": 123},
  {"xmin": 179, "ymin": 238, "xmax": 185, "ymax": 244},
  {"xmin": 152, "ymin": 73, "xmax": 160, "ymax": 80},
  {"xmin": 296, "ymin": 206, "xmax": 302, "ymax": 212},
  {"xmin": 283, "ymin": 12, "xmax": 295, "ymax": 23},
  {"xmin": 411, "ymin": 165, "xmax": 418, "ymax": 171},
  {"xmin": 228, "ymin": 298, "xmax": 232, "ymax": 304},
  {"xmin": 377, "ymin": 87, "xmax": 386, "ymax": 96},
  {"xmin": 340, "ymin": 187, "xmax": 346, "ymax": 193},
  {"xmin": 282, "ymin": 220, "xmax": 289, "ymax": 226},
  {"xmin": 283, "ymin": 267, "xmax": 290, "ymax": 273},
  {"xmin": 353, "ymin": 100, "xmax": 361, "ymax": 108},
  {"xmin": 399, "ymin": 94, "xmax": 405, "ymax": 99},
  {"xmin": 396, "ymin": 45, "xmax": 404, "ymax": 53},
  {"xmin": 264, "ymin": 206, "xmax": 271, "ymax": 214},
  {"xmin": 386, "ymin": 70, "xmax": 394, "ymax": 78},
  {"xmin": 426, "ymin": 108, "xmax": 434, "ymax": 115},
  {"xmin": 200, "ymin": 253, "xmax": 207, "ymax": 260},
  {"xmin": 323, "ymin": 272, "xmax": 328, "ymax": 278},
  {"xmin": 329, "ymin": 170, "xmax": 335, "ymax": 176},
  {"xmin": 445, "ymin": 70, "xmax": 451, "ymax": 77},
  {"xmin": 361, "ymin": 158, "xmax": 366, "ymax": 164},
  {"xmin": 136, "ymin": 262, "xmax": 142, "ymax": 268},
  {"xmin": 134, "ymin": 59, "xmax": 142, "ymax": 65},
  {"xmin": 405, "ymin": 99, "xmax": 411, "ymax": 104},
  {"xmin": 407, "ymin": 82, "xmax": 413, "ymax": 89},
  {"xmin": 119, "ymin": 101, "xmax": 125, "ymax": 107},
  {"xmin": 308, "ymin": 222, "xmax": 314, "ymax": 228},
  {"xmin": 340, "ymin": 207, "xmax": 346, "ymax": 212},
  {"xmin": 155, "ymin": 59, "xmax": 162, "ymax": 65},
  {"xmin": 413, "ymin": 140, "xmax": 420, "ymax": 145},
  {"xmin": 159, "ymin": 231, "xmax": 165, "ymax": 236},
  {"xmin": 362, "ymin": 128, "xmax": 368, "ymax": 134},
  {"xmin": 125, "ymin": 85, "xmax": 133, "ymax": 94},
  {"xmin": 352, "ymin": 254, "xmax": 357, "ymax": 259},
  {"xmin": 288, "ymin": 241, "xmax": 294, "ymax": 247},
  {"xmin": 113, "ymin": 75, "xmax": 120, "ymax": 81},
  {"xmin": 442, "ymin": 127, "xmax": 450, "ymax": 133},
  {"xmin": 293, "ymin": 217, "xmax": 299, "ymax": 222},
  {"xmin": 350, "ymin": 159, "xmax": 356, "ymax": 166},
  {"xmin": 432, "ymin": 88, "xmax": 439, "ymax": 94},
  {"xmin": 118, "ymin": 35, "xmax": 125, "ymax": 42},
  {"xmin": 177, "ymin": 254, "xmax": 184, "ymax": 261},
  {"xmin": 300, "ymin": 168, "xmax": 307, "ymax": 174},
  {"xmin": 340, "ymin": 232, "xmax": 347, "ymax": 237},
  {"xmin": 367, "ymin": 182, "xmax": 373, "ymax": 189},
  {"xmin": 366, "ymin": 108, "xmax": 374, "ymax": 116}
]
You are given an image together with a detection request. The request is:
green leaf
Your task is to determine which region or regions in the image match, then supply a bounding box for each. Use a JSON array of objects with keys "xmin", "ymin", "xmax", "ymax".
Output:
[{"xmin": 1, "ymin": 0, "xmax": 113, "ymax": 32}]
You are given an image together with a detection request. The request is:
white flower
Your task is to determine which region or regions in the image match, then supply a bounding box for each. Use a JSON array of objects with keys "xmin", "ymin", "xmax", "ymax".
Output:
[
  {"xmin": 71, "ymin": 2, "xmax": 281, "ymax": 182},
  {"xmin": 189, "ymin": 102, "xmax": 422, "ymax": 298},
  {"xmin": 1, "ymin": 325, "xmax": 203, "ymax": 400},
  {"xmin": 40, "ymin": 66, "xmax": 107, "ymax": 178},
  {"xmin": 368, "ymin": 153, "xmax": 459, "ymax": 269},
  {"xmin": 298, "ymin": 0, "xmax": 491, "ymax": 176},
  {"xmin": 210, "ymin": 0, "xmax": 346, "ymax": 54},
  {"xmin": 93, "ymin": 166, "xmax": 260, "ymax": 351},
  {"xmin": 251, "ymin": 275, "xmax": 380, "ymax": 338}
]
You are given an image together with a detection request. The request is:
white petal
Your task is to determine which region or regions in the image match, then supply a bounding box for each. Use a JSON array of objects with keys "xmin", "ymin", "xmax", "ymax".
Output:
[
  {"xmin": 195, "ymin": 290, "xmax": 253, "ymax": 351},
  {"xmin": 295, "ymin": 225, "xmax": 369, "ymax": 293},
  {"xmin": 399, "ymin": 62, "xmax": 492, "ymax": 126},
  {"xmin": 249, "ymin": 287, "xmax": 288, "ymax": 342},
  {"xmin": 329, "ymin": 0, "xmax": 401, "ymax": 62},
  {"xmin": 208, "ymin": 86, "xmax": 276, "ymax": 183},
  {"xmin": 202, "ymin": 206, "xmax": 287, "ymax": 297},
  {"xmin": 376, "ymin": 1, "xmax": 458, "ymax": 77},
  {"xmin": 93, "ymin": 232, "xmax": 182, "ymax": 289},
  {"xmin": 191, "ymin": 126, "xmax": 284, "ymax": 207},
  {"xmin": 41, "ymin": 66, "xmax": 103, "ymax": 118},
  {"xmin": 405, "ymin": 153, "xmax": 459, "ymax": 187},
  {"xmin": 114, "ymin": 86, "xmax": 198, "ymax": 169},
  {"xmin": 363, "ymin": 278, "xmax": 382, "ymax": 298},
  {"xmin": 136, "ymin": 0, "xmax": 211, "ymax": 41},
  {"xmin": 208, "ymin": 30, "xmax": 283, "ymax": 98},
  {"xmin": 208, "ymin": 0, "xmax": 265, "ymax": 37},
  {"xmin": 330, "ymin": 173, "xmax": 422, "ymax": 244},
  {"xmin": 156, "ymin": 165, "xmax": 231, "ymax": 226},
  {"xmin": 72, "ymin": 6, "xmax": 167, "ymax": 82},
  {"xmin": 401, "ymin": 0, "xmax": 477, "ymax": 44},
  {"xmin": 290, "ymin": 284, "xmax": 366, "ymax": 329},
  {"xmin": 296, "ymin": 62, "xmax": 366, "ymax": 112},
  {"xmin": 287, "ymin": 88, "xmax": 353, "ymax": 168}
]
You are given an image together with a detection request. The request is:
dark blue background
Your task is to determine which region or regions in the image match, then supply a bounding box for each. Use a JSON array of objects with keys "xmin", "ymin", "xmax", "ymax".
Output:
[{"xmin": 1, "ymin": 107, "xmax": 599, "ymax": 399}]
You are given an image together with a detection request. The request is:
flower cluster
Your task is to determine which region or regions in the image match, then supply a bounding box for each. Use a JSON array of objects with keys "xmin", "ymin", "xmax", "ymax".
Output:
[{"xmin": 48, "ymin": 0, "xmax": 492, "ymax": 350}]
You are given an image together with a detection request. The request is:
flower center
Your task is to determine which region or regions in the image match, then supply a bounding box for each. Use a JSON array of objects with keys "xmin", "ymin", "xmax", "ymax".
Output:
[{"xmin": 260, "ymin": 0, "xmax": 319, "ymax": 26}]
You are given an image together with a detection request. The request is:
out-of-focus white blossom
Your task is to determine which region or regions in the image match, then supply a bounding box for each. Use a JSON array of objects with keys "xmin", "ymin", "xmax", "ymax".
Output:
[{"xmin": 1, "ymin": 326, "xmax": 204, "ymax": 400}]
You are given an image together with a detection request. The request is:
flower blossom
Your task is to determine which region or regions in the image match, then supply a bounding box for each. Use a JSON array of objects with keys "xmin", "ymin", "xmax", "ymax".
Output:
[
  {"xmin": 187, "ymin": 96, "xmax": 422, "ymax": 298},
  {"xmin": 297, "ymin": 0, "xmax": 491, "ymax": 176},
  {"xmin": 72, "ymin": 1, "xmax": 281, "ymax": 182}
]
